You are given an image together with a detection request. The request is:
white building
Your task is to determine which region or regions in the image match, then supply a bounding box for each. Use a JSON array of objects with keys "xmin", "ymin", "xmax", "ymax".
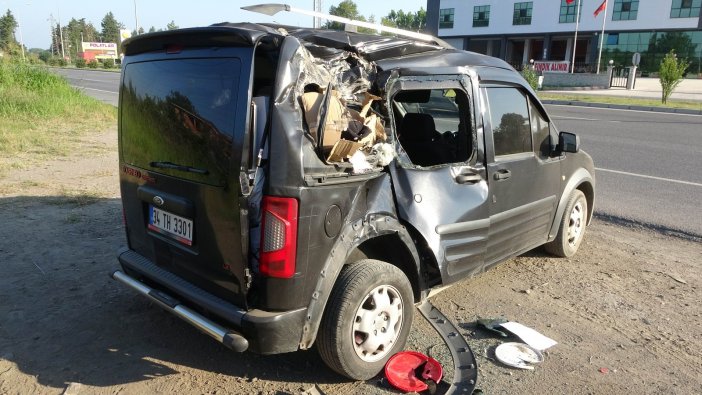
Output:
[{"xmin": 426, "ymin": 0, "xmax": 702, "ymax": 74}]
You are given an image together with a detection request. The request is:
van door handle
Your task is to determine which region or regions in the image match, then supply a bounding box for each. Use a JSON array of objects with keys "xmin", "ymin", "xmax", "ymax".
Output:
[
  {"xmin": 493, "ymin": 169, "xmax": 511, "ymax": 180},
  {"xmin": 456, "ymin": 173, "xmax": 482, "ymax": 184}
]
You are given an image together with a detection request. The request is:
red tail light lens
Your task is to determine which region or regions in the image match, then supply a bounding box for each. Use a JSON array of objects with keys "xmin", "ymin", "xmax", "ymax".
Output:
[{"xmin": 259, "ymin": 196, "xmax": 299, "ymax": 278}]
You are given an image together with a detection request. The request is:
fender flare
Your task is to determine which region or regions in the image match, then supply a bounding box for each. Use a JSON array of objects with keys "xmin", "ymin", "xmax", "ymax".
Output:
[
  {"xmin": 298, "ymin": 214, "xmax": 422, "ymax": 349},
  {"xmin": 548, "ymin": 168, "xmax": 595, "ymax": 241}
]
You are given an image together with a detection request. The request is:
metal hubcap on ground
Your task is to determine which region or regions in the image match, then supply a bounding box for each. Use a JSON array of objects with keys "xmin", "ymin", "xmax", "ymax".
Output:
[
  {"xmin": 352, "ymin": 285, "xmax": 403, "ymax": 362},
  {"xmin": 567, "ymin": 201, "xmax": 585, "ymax": 247}
]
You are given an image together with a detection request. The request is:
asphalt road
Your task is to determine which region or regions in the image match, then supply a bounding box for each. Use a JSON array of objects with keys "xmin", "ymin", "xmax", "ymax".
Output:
[
  {"xmin": 52, "ymin": 67, "xmax": 120, "ymax": 106},
  {"xmin": 548, "ymin": 105, "xmax": 702, "ymax": 238},
  {"xmin": 54, "ymin": 68, "xmax": 702, "ymax": 238}
]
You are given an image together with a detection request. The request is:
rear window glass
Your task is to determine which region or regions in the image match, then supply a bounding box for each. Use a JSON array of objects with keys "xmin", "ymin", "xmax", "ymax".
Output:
[{"xmin": 120, "ymin": 58, "xmax": 242, "ymax": 185}]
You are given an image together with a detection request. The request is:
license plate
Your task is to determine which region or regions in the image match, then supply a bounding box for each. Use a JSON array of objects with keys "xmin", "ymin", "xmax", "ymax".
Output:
[{"xmin": 148, "ymin": 206, "xmax": 193, "ymax": 245}]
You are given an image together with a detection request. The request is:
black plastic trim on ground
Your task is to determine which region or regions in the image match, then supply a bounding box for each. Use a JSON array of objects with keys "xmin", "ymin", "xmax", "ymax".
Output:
[
  {"xmin": 542, "ymin": 100, "xmax": 702, "ymax": 115},
  {"xmin": 417, "ymin": 300, "xmax": 478, "ymax": 395}
]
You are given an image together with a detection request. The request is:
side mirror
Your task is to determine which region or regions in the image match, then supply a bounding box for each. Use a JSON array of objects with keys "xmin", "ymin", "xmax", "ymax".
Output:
[{"xmin": 559, "ymin": 132, "xmax": 580, "ymax": 153}]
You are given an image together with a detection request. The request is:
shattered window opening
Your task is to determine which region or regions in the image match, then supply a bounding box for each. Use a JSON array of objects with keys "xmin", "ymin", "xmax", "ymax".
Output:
[
  {"xmin": 394, "ymin": 88, "xmax": 472, "ymax": 168},
  {"xmin": 295, "ymin": 43, "xmax": 392, "ymax": 174}
]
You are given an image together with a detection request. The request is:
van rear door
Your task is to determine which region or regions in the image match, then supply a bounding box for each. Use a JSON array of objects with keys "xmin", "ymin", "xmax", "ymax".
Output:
[{"xmin": 119, "ymin": 49, "xmax": 254, "ymax": 308}]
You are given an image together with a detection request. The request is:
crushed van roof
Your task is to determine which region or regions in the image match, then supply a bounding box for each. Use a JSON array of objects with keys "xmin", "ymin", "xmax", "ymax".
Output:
[{"xmin": 123, "ymin": 22, "xmax": 513, "ymax": 72}]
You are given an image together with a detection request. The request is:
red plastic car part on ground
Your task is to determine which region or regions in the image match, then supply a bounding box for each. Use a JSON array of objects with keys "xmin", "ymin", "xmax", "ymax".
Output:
[{"xmin": 384, "ymin": 351, "xmax": 443, "ymax": 393}]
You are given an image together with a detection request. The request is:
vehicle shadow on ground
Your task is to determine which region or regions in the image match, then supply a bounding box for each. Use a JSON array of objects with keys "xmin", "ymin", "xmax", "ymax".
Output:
[{"xmin": 0, "ymin": 195, "xmax": 346, "ymax": 391}]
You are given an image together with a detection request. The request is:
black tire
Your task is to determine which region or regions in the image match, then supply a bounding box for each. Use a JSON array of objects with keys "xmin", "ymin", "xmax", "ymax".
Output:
[
  {"xmin": 317, "ymin": 259, "xmax": 414, "ymax": 380},
  {"xmin": 545, "ymin": 190, "xmax": 588, "ymax": 257}
]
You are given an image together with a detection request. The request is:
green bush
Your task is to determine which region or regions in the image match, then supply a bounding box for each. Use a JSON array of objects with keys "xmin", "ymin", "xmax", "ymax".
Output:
[
  {"xmin": 75, "ymin": 58, "xmax": 87, "ymax": 68},
  {"xmin": 521, "ymin": 66, "xmax": 540, "ymax": 91},
  {"xmin": 659, "ymin": 50, "xmax": 689, "ymax": 104},
  {"xmin": 87, "ymin": 59, "xmax": 99, "ymax": 69},
  {"xmin": 58, "ymin": 58, "xmax": 68, "ymax": 67},
  {"xmin": 102, "ymin": 58, "xmax": 115, "ymax": 69}
]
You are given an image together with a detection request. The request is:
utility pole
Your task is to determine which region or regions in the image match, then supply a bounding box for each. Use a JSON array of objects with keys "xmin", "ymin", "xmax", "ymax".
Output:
[
  {"xmin": 313, "ymin": 0, "xmax": 322, "ymax": 28},
  {"xmin": 48, "ymin": 14, "xmax": 57, "ymax": 56},
  {"xmin": 17, "ymin": 8, "xmax": 26, "ymax": 61},
  {"xmin": 133, "ymin": 0, "xmax": 139, "ymax": 34},
  {"xmin": 58, "ymin": 6, "xmax": 65, "ymax": 59}
]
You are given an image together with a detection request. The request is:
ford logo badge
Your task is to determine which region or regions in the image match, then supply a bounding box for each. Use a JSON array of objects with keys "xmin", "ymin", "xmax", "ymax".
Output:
[{"xmin": 153, "ymin": 196, "xmax": 165, "ymax": 206}]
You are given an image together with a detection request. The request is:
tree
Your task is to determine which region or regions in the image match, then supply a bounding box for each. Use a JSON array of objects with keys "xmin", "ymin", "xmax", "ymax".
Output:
[
  {"xmin": 148, "ymin": 26, "xmax": 156, "ymax": 33},
  {"xmin": 64, "ymin": 18, "xmax": 99, "ymax": 60},
  {"xmin": 325, "ymin": 0, "xmax": 365, "ymax": 30},
  {"xmin": 659, "ymin": 50, "xmax": 689, "ymax": 104},
  {"xmin": 166, "ymin": 20, "xmax": 178, "ymax": 30},
  {"xmin": 100, "ymin": 12, "xmax": 123, "ymax": 45},
  {"xmin": 0, "ymin": 9, "xmax": 19, "ymax": 53},
  {"xmin": 521, "ymin": 65, "xmax": 539, "ymax": 91},
  {"xmin": 381, "ymin": 8, "xmax": 427, "ymax": 32}
]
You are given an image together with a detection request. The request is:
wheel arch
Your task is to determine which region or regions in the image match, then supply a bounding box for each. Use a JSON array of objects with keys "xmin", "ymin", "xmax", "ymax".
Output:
[
  {"xmin": 548, "ymin": 168, "xmax": 595, "ymax": 241},
  {"xmin": 577, "ymin": 180, "xmax": 595, "ymax": 225},
  {"xmin": 298, "ymin": 215, "xmax": 422, "ymax": 350}
]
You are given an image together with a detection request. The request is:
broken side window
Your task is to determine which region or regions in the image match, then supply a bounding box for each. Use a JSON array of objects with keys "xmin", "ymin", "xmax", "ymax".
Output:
[{"xmin": 393, "ymin": 88, "xmax": 472, "ymax": 168}]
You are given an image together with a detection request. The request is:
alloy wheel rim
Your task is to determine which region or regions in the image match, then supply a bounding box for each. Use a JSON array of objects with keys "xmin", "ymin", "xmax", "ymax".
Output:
[
  {"xmin": 352, "ymin": 284, "xmax": 403, "ymax": 362},
  {"xmin": 567, "ymin": 201, "xmax": 585, "ymax": 247}
]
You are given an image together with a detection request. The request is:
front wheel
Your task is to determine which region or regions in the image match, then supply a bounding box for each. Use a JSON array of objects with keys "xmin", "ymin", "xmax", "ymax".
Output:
[
  {"xmin": 317, "ymin": 259, "xmax": 414, "ymax": 380},
  {"xmin": 545, "ymin": 189, "xmax": 588, "ymax": 257}
]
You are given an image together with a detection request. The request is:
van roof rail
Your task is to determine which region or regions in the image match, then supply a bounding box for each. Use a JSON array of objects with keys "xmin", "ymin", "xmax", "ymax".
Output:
[{"xmin": 241, "ymin": 3, "xmax": 449, "ymax": 47}]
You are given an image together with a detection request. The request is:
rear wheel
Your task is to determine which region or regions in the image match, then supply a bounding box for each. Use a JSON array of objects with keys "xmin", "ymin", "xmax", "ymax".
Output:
[
  {"xmin": 317, "ymin": 259, "xmax": 414, "ymax": 380},
  {"xmin": 545, "ymin": 190, "xmax": 588, "ymax": 257}
]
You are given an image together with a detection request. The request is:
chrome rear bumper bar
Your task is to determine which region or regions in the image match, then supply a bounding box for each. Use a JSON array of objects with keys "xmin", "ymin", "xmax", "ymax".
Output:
[{"xmin": 112, "ymin": 270, "xmax": 249, "ymax": 352}]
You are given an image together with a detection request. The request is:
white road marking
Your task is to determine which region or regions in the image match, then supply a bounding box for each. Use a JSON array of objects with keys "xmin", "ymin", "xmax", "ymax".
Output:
[
  {"xmin": 546, "ymin": 104, "xmax": 702, "ymax": 117},
  {"xmin": 553, "ymin": 115, "xmax": 622, "ymax": 123},
  {"xmin": 77, "ymin": 87, "xmax": 118, "ymax": 94},
  {"xmin": 69, "ymin": 77, "xmax": 118, "ymax": 83},
  {"xmin": 552, "ymin": 116, "xmax": 598, "ymax": 121},
  {"xmin": 596, "ymin": 168, "xmax": 702, "ymax": 187}
]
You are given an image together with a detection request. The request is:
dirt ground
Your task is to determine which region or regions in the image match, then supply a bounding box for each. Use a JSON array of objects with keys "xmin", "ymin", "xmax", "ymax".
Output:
[{"xmin": 1, "ymin": 127, "xmax": 700, "ymax": 395}]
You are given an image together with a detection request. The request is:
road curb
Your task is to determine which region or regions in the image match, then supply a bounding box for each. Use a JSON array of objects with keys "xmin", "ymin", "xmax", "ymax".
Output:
[{"xmin": 542, "ymin": 100, "xmax": 702, "ymax": 115}]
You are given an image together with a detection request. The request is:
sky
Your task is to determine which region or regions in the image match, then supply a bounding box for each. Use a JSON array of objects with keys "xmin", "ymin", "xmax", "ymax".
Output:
[{"xmin": 1, "ymin": 0, "xmax": 428, "ymax": 50}]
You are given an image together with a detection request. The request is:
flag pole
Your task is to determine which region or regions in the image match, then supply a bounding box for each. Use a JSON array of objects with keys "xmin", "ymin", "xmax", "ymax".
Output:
[
  {"xmin": 571, "ymin": 0, "xmax": 581, "ymax": 73},
  {"xmin": 596, "ymin": 1, "xmax": 608, "ymax": 74}
]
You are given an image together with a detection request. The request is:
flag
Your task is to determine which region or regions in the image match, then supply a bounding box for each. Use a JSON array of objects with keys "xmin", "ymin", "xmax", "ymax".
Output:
[
  {"xmin": 594, "ymin": 0, "xmax": 607, "ymax": 17},
  {"xmin": 566, "ymin": 0, "xmax": 575, "ymax": 3}
]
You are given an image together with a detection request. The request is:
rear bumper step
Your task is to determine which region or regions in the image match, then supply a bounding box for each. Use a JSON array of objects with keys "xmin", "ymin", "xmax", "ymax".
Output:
[{"xmin": 112, "ymin": 270, "xmax": 249, "ymax": 352}]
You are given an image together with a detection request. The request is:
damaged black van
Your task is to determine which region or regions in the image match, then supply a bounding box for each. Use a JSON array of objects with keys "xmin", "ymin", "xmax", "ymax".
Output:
[{"xmin": 113, "ymin": 22, "xmax": 595, "ymax": 380}]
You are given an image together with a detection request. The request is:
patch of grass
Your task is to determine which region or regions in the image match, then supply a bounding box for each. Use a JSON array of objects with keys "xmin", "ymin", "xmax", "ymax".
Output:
[
  {"xmin": 52, "ymin": 187, "xmax": 108, "ymax": 207},
  {"xmin": 0, "ymin": 180, "xmax": 47, "ymax": 196},
  {"xmin": 65, "ymin": 213, "xmax": 83, "ymax": 224},
  {"xmin": 0, "ymin": 61, "xmax": 116, "ymax": 171},
  {"xmin": 538, "ymin": 92, "xmax": 702, "ymax": 111}
]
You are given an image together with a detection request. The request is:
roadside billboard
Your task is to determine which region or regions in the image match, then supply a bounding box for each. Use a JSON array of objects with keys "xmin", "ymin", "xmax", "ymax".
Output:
[{"xmin": 81, "ymin": 42, "xmax": 118, "ymax": 61}]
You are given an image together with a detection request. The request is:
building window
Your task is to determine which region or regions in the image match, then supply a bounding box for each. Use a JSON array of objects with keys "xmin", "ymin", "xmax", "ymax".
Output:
[
  {"xmin": 439, "ymin": 8, "xmax": 455, "ymax": 29},
  {"xmin": 513, "ymin": 2, "xmax": 533, "ymax": 25},
  {"xmin": 613, "ymin": 0, "xmax": 639, "ymax": 20},
  {"xmin": 670, "ymin": 0, "xmax": 701, "ymax": 18},
  {"xmin": 606, "ymin": 33, "xmax": 619, "ymax": 45},
  {"xmin": 473, "ymin": 5, "xmax": 490, "ymax": 27},
  {"xmin": 559, "ymin": 0, "xmax": 582, "ymax": 23}
]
